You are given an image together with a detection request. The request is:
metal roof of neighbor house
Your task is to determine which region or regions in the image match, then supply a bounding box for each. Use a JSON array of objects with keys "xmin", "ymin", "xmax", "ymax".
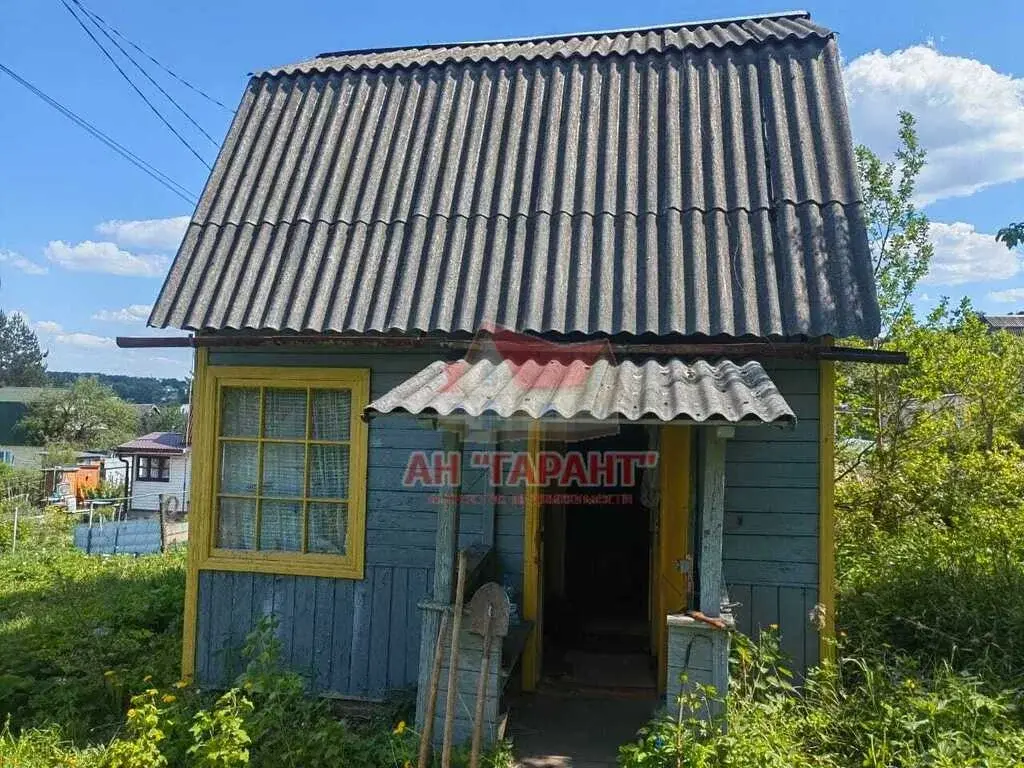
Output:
[
  {"xmin": 365, "ymin": 358, "xmax": 795, "ymax": 423},
  {"xmin": 982, "ymin": 315, "xmax": 1024, "ymax": 335},
  {"xmin": 115, "ymin": 431, "xmax": 187, "ymax": 454},
  {"xmin": 150, "ymin": 11, "xmax": 879, "ymax": 340}
]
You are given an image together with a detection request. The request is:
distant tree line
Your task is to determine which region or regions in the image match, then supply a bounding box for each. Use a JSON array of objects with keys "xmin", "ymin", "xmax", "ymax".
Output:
[{"xmin": 46, "ymin": 371, "xmax": 189, "ymax": 405}]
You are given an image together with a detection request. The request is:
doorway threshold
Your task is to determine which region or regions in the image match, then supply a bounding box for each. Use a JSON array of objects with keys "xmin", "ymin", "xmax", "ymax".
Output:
[{"xmin": 506, "ymin": 690, "xmax": 657, "ymax": 768}]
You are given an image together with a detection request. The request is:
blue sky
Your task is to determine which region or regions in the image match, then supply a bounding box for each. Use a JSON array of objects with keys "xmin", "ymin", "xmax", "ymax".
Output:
[{"xmin": 2, "ymin": 0, "xmax": 1022, "ymax": 378}]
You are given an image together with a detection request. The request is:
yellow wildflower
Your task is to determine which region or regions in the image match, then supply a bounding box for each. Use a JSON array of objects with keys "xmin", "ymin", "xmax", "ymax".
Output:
[
  {"xmin": 173, "ymin": 680, "xmax": 189, "ymax": 689},
  {"xmin": 143, "ymin": 675, "xmax": 153, "ymax": 682},
  {"xmin": 162, "ymin": 694, "xmax": 177, "ymax": 704},
  {"xmin": 393, "ymin": 720, "xmax": 406, "ymax": 735},
  {"xmin": 103, "ymin": 670, "xmax": 115, "ymax": 678},
  {"xmin": 768, "ymin": 623, "xmax": 779, "ymax": 630}
]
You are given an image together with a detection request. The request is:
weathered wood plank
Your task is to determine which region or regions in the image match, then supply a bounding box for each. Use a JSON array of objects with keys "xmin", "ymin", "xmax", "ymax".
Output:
[
  {"xmin": 406, "ymin": 568, "xmax": 429, "ymax": 682},
  {"xmin": 349, "ymin": 575, "xmax": 371, "ymax": 695},
  {"xmin": 330, "ymin": 578, "xmax": 354, "ymax": 693},
  {"xmin": 726, "ymin": 462, "xmax": 818, "ymax": 488},
  {"xmin": 724, "ymin": 535, "xmax": 817, "ymax": 563},
  {"xmin": 727, "ymin": 583, "xmax": 752, "ymax": 636},
  {"xmin": 779, "ymin": 586, "xmax": 807, "ymax": 677},
  {"xmin": 312, "ymin": 578, "xmax": 336, "ymax": 691},
  {"xmin": 388, "ymin": 568, "xmax": 408, "ymax": 689},
  {"xmin": 725, "ymin": 512, "xmax": 818, "ymax": 536},
  {"xmin": 725, "ymin": 487, "xmax": 819, "ymax": 514},
  {"xmin": 727, "ymin": 441, "xmax": 818, "ymax": 463},
  {"xmin": 292, "ymin": 577, "xmax": 316, "ymax": 682},
  {"xmin": 751, "ymin": 585, "xmax": 779, "ymax": 635},
  {"xmin": 229, "ymin": 572, "xmax": 255, "ymax": 679},
  {"xmin": 196, "ymin": 572, "xmax": 214, "ymax": 682},
  {"xmin": 724, "ymin": 560, "xmax": 817, "ymax": 586},
  {"xmin": 369, "ymin": 567, "xmax": 393, "ymax": 695}
]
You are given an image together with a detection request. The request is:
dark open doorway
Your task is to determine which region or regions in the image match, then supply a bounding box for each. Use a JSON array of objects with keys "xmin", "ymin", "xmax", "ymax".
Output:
[{"xmin": 540, "ymin": 424, "xmax": 656, "ymax": 692}]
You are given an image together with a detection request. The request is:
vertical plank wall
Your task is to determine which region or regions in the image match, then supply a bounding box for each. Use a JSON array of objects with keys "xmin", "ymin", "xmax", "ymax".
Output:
[
  {"xmin": 724, "ymin": 360, "xmax": 821, "ymax": 672},
  {"xmin": 194, "ymin": 349, "xmax": 487, "ymax": 698}
]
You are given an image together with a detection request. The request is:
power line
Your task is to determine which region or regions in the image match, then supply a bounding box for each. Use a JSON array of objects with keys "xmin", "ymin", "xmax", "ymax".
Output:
[
  {"xmin": 71, "ymin": 0, "xmax": 233, "ymax": 114},
  {"xmin": 69, "ymin": 0, "xmax": 220, "ymax": 146},
  {"xmin": 59, "ymin": 0, "xmax": 212, "ymax": 170},
  {"xmin": 0, "ymin": 62, "xmax": 197, "ymax": 205}
]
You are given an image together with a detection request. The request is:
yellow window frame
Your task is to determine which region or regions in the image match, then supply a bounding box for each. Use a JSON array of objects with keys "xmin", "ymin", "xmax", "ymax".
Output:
[{"xmin": 191, "ymin": 361, "xmax": 370, "ymax": 580}]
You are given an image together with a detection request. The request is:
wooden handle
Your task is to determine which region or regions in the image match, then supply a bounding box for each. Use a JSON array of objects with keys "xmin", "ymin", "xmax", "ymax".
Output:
[
  {"xmin": 416, "ymin": 609, "xmax": 450, "ymax": 768},
  {"xmin": 441, "ymin": 551, "xmax": 468, "ymax": 768},
  {"xmin": 469, "ymin": 607, "xmax": 494, "ymax": 768}
]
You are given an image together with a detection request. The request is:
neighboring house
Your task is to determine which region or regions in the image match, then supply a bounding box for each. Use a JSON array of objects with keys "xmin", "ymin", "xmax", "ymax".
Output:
[
  {"xmin": 146, "ymin": 12, "xmax": 881, "ymax": 742},
  {"xmin": 115, "ymin": 432, "xmax": 190, "ymax": 515},
  {"xmin": 981, "ymin": 314, "xmax": 1024, "ymax": 336},
  {"xmin": 0, "ymin": 387, "xmax": 50, "ymax": 467}
]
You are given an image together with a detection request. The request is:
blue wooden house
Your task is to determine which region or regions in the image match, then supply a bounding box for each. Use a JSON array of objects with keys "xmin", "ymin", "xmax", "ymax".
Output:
[{"xmin": 146, "ymin": 10, "xmax": 880, "ymax": 741}]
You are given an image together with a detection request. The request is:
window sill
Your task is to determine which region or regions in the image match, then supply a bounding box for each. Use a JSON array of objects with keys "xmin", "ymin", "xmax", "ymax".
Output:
[{"xmin": 198, "ymin": 549, "xmax": 364, "ymax": 580}]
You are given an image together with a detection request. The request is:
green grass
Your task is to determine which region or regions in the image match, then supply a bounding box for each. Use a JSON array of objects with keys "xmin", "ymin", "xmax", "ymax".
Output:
[{"xmin": 0, "ymin": 511, "xmax": 185, "ymax": 742}]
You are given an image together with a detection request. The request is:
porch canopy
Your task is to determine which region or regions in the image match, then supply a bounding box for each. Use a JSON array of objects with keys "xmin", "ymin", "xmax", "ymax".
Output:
[{"xmin": 364, "ymin": 357, "xmax": 795, "ymax": 425}]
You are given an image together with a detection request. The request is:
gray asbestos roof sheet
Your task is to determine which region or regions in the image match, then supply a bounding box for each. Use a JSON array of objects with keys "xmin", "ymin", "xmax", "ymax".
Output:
[
  {"xmin": 150, "ymin": 11, "xmax": 879, "ymax": 340},
  {"xmin": 365, "ymin": 357, "xmax": 796, "ymax": 423}
]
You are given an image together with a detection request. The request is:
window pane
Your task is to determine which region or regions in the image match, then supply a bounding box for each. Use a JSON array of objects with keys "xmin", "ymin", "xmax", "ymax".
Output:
[
  {"xmin": 160, "ymin": 459, "xmax": 170, "ymax": 480},
  {"xmin": 261, "ymin": 442, "xmax": 305, "ymax": 497},
  {"xmin": 312, "ymin": 390, "xmax": 351, "ymax": 441},
  {"xmin": 260, "ymin": 500, "xmax": 303, "ymax": 551},
  {"xmin": 221, "ymin": 388, "xmax": 260, "ymax": 437},
  {"xmin": 309, "ymin": 502, "xmax": 347, "ymax": 554},
  {"xmin": 221, "ymin": 442, "xmax": 258, "ymax": 495},
  {"xmin": 309, "ymin": 445, "xmax": 349, "ymax": 499},
  {"xmin": 263, "ymin": 389, "xmax": 307, "ymax": 439},
  {"xmin": 217, "ymin": 497, "xmax": 256, "ymax": 550}
]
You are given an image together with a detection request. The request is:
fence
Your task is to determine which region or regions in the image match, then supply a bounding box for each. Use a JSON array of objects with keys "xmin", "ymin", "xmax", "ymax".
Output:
[{"xmin": 1, "ymin": 492, "xmax": 188, "ymax": 556}]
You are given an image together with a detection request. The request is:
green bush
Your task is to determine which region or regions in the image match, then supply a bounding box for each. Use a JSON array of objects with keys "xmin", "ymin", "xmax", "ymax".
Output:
[{"xmin": 620, "ymin": 630, "xmax": 1024, "ymax": 768}]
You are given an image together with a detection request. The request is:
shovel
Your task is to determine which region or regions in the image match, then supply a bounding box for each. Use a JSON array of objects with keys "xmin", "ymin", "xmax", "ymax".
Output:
[{"xmin": 466, "ymin": 582, "xmax": 511, "ymax": 768}]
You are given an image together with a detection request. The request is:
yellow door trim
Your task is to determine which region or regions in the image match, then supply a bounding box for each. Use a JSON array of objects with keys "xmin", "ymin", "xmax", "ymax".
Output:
[
  {"xmin": 656, "ymin": 425, "xmax": 691, "ymax": 692},
  {"xmin": 818, "ymin": 359, "xmax": 837, "ymax": 662},
  {"xmin": 522, "ymin": 421, "xmax": 543, "ymax": 690}
]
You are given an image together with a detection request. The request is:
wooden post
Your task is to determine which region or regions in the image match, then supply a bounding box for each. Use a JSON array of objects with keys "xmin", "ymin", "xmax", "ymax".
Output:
[
  {"xmin": 699, "ymin": 427, "xmax": 732, "ymax": 618},
  {"xmin": 415, "ymin": 430, "xmax": 462, "ymax": 730}
]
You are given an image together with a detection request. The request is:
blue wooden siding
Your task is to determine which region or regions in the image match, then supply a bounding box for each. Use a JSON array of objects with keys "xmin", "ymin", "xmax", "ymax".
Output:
[
  {"xmin": 724, "ymin": 360, "xmax": 821, "ymax": 672},
  {"xmin": 197, "ymin": 351, "xmax": 453, "ymax": 696}
]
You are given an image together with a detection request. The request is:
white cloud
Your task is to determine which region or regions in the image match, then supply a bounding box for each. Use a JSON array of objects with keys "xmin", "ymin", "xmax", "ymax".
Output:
[
  {"xmin": 54, "ymin": 332, "xmax": 116, "ymax": 349},
  {"xmin": 95, "ymin": 216, "xmax": 189, "ymax": 251},
  {"xmin": 44, "ymin": 240, "xmax": 169, "ymax": 277},
  {"xmin": 92, "ymin": 304, "xmax": 153, "ymax": 323},
  {"xmin": 924, "ymin": 222, "xmax": 1023, "ymax": 285},
  {"xmin": 987, "ymin": 287, "xmax": 1024, "ymax": 304},
  {"xmin": 0, "ymin": 248, "xmax": 48, "ymax": 275},
  {"xmin": 844, "ymin": 45, "xmax": 1024, "ymax": 204},
  {"xmin": 34, "ymin": 320, "xmax": 64, "ymax": 334}
]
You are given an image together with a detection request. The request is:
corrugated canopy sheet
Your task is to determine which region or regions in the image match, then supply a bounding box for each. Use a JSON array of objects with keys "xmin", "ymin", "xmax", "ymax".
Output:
[
  {"xmin": 151, "ymin": 11, "xmax": 880, "ymax": 340},
  {"xmin": 365, "ymin": 358, "xmax": 796, "ymax": 423}
]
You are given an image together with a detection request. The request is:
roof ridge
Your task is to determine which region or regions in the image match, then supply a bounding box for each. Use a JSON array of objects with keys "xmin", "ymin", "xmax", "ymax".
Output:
[
  {"xmin": 312, "ymin": 10, "xmax": 812, "ymax": 61},
  {"xmin": 257, "ymin": 10, "xmax": 827, "ymax": 77}
]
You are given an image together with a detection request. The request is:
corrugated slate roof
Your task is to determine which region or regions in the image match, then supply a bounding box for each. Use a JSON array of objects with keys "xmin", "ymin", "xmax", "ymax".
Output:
[
  {"xmin": 365, "ymin": 358, "xmax": 795, "ymax": 423},
  {"xmin": 982, "ymin": 315, "xmax": 1024, "ymax": 335},
  {"xmin": 151, "ymin": 11, "xmax": 879, "ymax": 340},
  {"xmin": 116, "ymin": 432, "xmax": 187, "ymax": 454}
]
